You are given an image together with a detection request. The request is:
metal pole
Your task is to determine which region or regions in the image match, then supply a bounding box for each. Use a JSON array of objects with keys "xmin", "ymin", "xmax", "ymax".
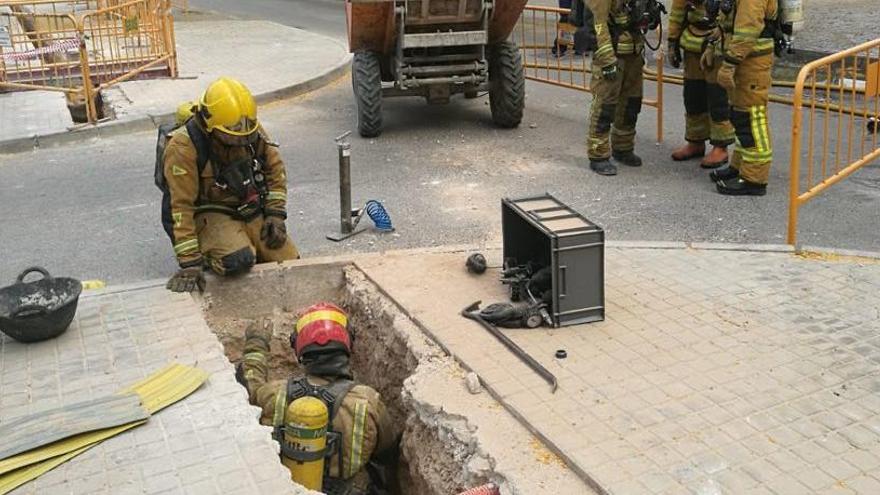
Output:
[
  {"xmin": 461, "ymin": 301, "xmax": 558, "ymax": 393},
  {"xmin": 336, "ymin": 132, "xmax": 353, "ymax": 234},
  {"xmin": 656, "ymin": 49, "xmax": 664, "ymax": 144}
]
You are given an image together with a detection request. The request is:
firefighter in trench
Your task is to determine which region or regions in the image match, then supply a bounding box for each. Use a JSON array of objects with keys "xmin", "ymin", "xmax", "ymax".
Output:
[
  {"xmin": 667, "ymin": 0, "xmax": 736, "ymax": 169},
  {"xmin": 237, "ymin": 303, "xmax": 396, "ymax": 494},
  {"xmin": 160, "ymin": 77, "xmax": 298, "ymax": 292}
]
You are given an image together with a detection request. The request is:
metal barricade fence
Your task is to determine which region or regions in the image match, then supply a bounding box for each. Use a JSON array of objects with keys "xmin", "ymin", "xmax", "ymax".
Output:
[
  {"xmin": 513, "ymin": 5, "xmax": 665, "ymax": 143},
  {"xmin": 0, "ymin": 0, "xmax": 176, "ymax": 123},
  {"xmin": 79, "ymin": 0, "xmax": 177, "ymax": 120},
  {"xmin": 787, "ymin": 39, "xmax": 880, "ymax": 245},
  {"xmin": 0, "ymin": 2, "xmax": 86, "ymax": 95}
]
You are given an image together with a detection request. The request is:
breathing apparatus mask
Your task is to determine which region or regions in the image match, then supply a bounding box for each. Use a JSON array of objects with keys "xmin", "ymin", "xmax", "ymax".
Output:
[
  {"xmin": 626, "ymin": 0, "xmax": 666, "ymax": 33},
  {"xmin": 687, "ymin": 0, "xmax": 734, "ymax": 24},
  {"xmin": 212, "ymin": 141, "xmax": 267, "ymax": 220}
]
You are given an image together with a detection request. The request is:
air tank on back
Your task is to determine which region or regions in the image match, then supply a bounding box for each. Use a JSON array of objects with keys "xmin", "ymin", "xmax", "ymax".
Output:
[{"xmin": 778, "ymin": 0, "xmax": 804, "ymax": 50}]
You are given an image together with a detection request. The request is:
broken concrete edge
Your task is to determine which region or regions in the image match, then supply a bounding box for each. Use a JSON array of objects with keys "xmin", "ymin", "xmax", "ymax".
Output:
[{"xmin": 0, "ymin": 54, "xmax": 352, "ymax": 156}]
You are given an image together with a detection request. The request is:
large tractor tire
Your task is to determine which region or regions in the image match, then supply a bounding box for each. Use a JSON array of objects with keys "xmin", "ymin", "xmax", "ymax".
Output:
[
  {"xmin": 352, "ymin": 51, "xmax": 383, "ymax": 138},
  {"xmin": 488, "ymin": 41, "xmax": 525, "ymax": 128}
]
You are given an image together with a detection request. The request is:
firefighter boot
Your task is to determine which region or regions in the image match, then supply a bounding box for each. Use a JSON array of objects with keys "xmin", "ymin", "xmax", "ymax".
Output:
[
  {"xmin": 710, "ymin": 166, "xmax": 739, "ymax": 182},
  {"xmin": 590, "ymin": 159, "xmax": 618, "ymax": 176},
  {"xmin": 716, "ymin": 177, "xmax": 767, "ymax": 196},
  {"xmin": 671, "ymin": 142, "xmax": 705, "ymax": 161},
  {"xmin": 612, "ymin": 150, "xmax": 643, "ymax": 167},
  {"xmin": 701, "ymin": 145, "xmax": 729, "ymax": 169}
]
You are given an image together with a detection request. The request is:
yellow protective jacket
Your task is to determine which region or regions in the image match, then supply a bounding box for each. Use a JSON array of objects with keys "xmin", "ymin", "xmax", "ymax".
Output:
[
  {"xmin": 588, "ymin": 0, "xmax": 644, "ymax": 67},
  {"xmin": 723, "ymin": 0, "xmax": 778, "ymax": 64},
  {"xmin": 161, "ymin": 123, "xmax": 288, "ymax": 267}
]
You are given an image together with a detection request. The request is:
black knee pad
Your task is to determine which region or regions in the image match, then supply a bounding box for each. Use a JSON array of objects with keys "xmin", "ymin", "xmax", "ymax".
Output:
[
  {"xmin": 730, "ymin": 109, "xmax": 756, "ymax": 148},
  {"xmin": 707, "ymin": 83, "xmax": 731, "ymax": 122},
  {"xmin": 597, "ymin": 103, "xmax": 616, "ymax": 133},
  {"xmin": 623, "ymin": 97, "xmax": 642, "ymax": 127},
  {"xmin": 221, "ymin": 247, "xmax": 256, "ymax": 275},
  {"xmin": 683, "ymin": 78, "xmax": 708, "ymax": 115}
]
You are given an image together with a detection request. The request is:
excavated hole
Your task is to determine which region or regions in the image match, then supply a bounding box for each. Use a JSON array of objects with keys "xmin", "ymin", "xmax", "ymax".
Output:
[{"xmin": 201, "ymin": 262, "xmax": 492, "ymax": 495}]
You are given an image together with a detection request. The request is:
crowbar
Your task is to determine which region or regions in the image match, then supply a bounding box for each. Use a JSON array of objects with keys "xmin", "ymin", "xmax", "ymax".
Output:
[{"xmin": 461, "ymin": 301, "xmax": 558, "ymax": 393}]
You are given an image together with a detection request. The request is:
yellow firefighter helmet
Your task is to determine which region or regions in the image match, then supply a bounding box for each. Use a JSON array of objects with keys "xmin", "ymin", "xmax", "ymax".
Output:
[
  {"xmin": 175, "ymin": 100, "xmax": 196, "ymax": 125},
  {"xmin": 197, "ymin": 77, "xmax": 259, "ymax": 141}
]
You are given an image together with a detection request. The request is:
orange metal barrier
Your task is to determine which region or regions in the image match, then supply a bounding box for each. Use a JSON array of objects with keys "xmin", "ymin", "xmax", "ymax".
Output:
[
  {"xmin": 0, "ymin": 0, "xmax": 176, "ymax": 123},
  {"xmin": 787, "ymin": 39, "xmax": 880, "ymax": 245},
  {"xmin": 513, "ymin": 5, "xmax": 664, "ymax": 143}
]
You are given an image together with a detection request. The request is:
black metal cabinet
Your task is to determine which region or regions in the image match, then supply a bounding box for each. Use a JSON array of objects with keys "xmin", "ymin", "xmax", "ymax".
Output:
[{"xmin": 502, "ymin": 194, "xmax": 605, "ymax": 326}]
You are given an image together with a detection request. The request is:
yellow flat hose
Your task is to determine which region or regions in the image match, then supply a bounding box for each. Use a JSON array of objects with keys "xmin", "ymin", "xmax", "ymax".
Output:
[{"xmin": 0, "ymin": 363, "xmax": 208, "ymax": 494}]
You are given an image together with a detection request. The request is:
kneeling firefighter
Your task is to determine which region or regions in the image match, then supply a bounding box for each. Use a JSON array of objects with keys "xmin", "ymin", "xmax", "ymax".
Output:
[
  {"xmin": 236, "ymin": 303, "xmax": 396, "ymax": 494},
  {"xmin": 158, "ymin": 77, "xmax": 299, "ymax": 292}
]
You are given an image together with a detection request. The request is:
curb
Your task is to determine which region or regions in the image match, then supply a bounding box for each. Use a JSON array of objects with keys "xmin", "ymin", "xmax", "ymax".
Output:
[{"xmin": 0, "ymin": 52, "xmax": 352, "ymax": 155}]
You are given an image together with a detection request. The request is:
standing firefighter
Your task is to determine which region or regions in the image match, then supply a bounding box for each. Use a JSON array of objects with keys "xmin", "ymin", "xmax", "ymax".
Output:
[
  {"xmin": 237, "ymin": 303, "xmax": 395, "ymax": 494},
  {"xmin": 667, "ymin": 0, "xmax": 736, "ymax": 168},
  {"xmin": 585, "ymin": 0, "xmax": 663, "ymax": 176},
  {"xmin": 159, "ymin": 77, "xmax": 298, "ymax": 292},
  {"xmin": 711, "ymin": 0, "xmax": 778, "ymax": 195}
]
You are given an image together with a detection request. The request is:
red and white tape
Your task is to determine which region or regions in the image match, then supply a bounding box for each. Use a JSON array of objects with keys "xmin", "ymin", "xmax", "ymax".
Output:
[{"xmin": 1, "ymin": 38, "xmax": 80, "ymax": 62}]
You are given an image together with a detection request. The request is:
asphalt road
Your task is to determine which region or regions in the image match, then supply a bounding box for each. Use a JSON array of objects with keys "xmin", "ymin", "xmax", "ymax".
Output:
[
  {"xmin": 187, "ymin": 0, "xmax": 346, "ymax": 38},
  {"xmin": 0, "ymin": 1, "xmax": 877, "ymax": 286}
]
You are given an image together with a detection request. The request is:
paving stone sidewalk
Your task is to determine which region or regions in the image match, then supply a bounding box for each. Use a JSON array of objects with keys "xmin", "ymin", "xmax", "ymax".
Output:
[
  {"xmin": 0, "ymin": 13, "xmax": 350, "ymax": 149},
  {"xmin": 0, "ymin": 283, "xmax": 308, "ymax": 495},
  {"xmin": 356, "ymin": 246, "xmax": 880, "ymax": 495}
]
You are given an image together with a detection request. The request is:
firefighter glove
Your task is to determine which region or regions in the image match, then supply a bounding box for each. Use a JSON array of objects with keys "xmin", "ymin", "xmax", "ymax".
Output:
[
  {"xmin": 717, "ymin": 61, "xmax": 736, "ymax": 93},
  {"xmin": 166, "ymin": 266, "xmax": 205, "ymax": 293},
  {"xmin": 668, "ymin": 39, "xmax": 682, "ymax": 68},
  {"xmin": 244, "ymin": 318, "xmax": 272, "ymax": 349},
  {"xmin": 261, "ymin": 215, "xmax": 288, "ymax": 250},
  {"xmin": 699, "ymin": 47, "xmax": 714, "ymax": 71},
  {"xmin": 601, "ymin": 62, "xmax": 619, "ymax": 81}
]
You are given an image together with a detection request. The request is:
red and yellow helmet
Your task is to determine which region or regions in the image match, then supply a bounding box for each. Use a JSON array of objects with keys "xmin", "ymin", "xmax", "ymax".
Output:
[{"xmin": 291, "ymin": 302, "xmax": 351, "ymax": 358}]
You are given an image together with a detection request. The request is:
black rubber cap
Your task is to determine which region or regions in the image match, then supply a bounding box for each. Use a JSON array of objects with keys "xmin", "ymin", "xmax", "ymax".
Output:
[
  {"xmin": 466, "ymin": 253, "xmax": 487, "ymax": 274},
  {"xmin": 555, "ymin": 349, "xmax": 567, "ymax": 359}
]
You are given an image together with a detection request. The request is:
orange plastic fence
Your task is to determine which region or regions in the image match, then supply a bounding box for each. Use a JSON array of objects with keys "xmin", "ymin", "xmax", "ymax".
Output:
[
  {"xmin": 787, "ymin": 38, "xmax": 880, "ymax": 245},
  {"xmin": 0, "ymin": 0, "xmax": 176, "ymax": 123}
]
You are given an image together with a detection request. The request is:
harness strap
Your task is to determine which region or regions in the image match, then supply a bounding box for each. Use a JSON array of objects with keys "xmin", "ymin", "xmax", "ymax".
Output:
[{"xmin": 185, "ymin": 118, "xmax": 271, "ymax": 210}]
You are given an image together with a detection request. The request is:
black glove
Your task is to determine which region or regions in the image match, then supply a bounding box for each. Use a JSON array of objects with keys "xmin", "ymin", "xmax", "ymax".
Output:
[
  {"xmin": 668, "ymin": 39, "xmax": 682, "ymax": 68},
  {"xmin": 261, "ymin": 215, "xmax": 287, "ymax": 250},
  {"xmin": 166, "ymin": 266, "xmax": 205, "ymax": 293},
  {"xmin": 573, "ymin": 26, "xmax": 596, "ymax": 54}
]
